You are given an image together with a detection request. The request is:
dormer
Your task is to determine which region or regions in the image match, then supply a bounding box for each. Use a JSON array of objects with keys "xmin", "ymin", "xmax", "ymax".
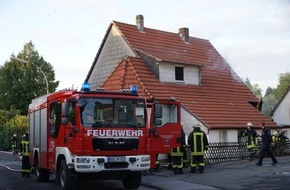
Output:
[
  {"xmin": 158, "ymin": 61, "xmax": 202, "ymax": 85},
  {"xmin": 137, "ymin": 50, "xmax": 202, "ymax": 86}
]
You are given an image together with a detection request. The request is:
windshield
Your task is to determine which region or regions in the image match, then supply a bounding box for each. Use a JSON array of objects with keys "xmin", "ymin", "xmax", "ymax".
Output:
[{"xmin": 79, "ymin": 97, "xmax": 146, "ymax": 128}]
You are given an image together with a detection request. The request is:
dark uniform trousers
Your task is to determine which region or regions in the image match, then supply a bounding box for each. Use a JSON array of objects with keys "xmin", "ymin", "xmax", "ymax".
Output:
[
  {"xmin": 188, "ymin": 130, "xmax": 208, "ymax": 173},
  {"xmin": 191, "ymin": 155, "xmax": 205, "ymax": 173},
  {"xmin": 170, "ymin": 147, "xmax": 184, "ymax": 174}
]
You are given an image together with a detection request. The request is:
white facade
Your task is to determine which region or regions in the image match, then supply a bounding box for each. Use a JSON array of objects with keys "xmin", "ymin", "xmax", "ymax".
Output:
[
  {"xmin": 272, "ymin": 90, "xmax": 290, "ymax": 126},
  {"xmin": 88, "ymin": 25, "xmax": 135, "ymax": 89},
  {"xmin": 181, "ymin": 107, "xmax": 244, "ymax": 143},
  {"xmin": 207, "ymin": 130, "xmax": 238, "ymax": 143}
]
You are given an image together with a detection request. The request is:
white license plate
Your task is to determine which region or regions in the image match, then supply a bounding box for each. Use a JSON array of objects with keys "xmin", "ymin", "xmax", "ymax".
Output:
[{"xmin": 108, "ymin": 157, "xmax": 126, "ymax": 162}]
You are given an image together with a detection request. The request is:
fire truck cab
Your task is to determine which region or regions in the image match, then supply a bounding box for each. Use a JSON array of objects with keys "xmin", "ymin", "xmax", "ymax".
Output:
[{"xmin": 28, "ymin": 84, "xmax": 181, "ymax": 190}]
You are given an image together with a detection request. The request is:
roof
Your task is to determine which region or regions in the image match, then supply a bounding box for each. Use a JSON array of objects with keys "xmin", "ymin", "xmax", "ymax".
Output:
[{"xmin": 100, "ymin": 20, "xmax": 276, "ymax": 129}]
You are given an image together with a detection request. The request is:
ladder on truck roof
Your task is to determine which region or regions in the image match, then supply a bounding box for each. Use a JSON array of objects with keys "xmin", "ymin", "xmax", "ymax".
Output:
[{"xmin": 28, "ymin": 93, "xmax": 50, "ymax": 110}]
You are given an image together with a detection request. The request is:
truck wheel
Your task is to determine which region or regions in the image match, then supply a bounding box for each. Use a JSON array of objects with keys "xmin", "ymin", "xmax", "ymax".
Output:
[
  {"xmin": 34, "ymin": 156, "xmax": 50, "ymax": 182},
  {"xmin": 122, "ymin": 171, "xmax": 141, "ymax": 189},
  {"xmin": 60, "ymin": 160, "xmax": 77, "ymax": 190}
]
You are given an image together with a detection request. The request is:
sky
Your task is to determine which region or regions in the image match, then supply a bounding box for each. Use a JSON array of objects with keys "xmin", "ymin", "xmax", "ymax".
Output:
[{"xmin": 0, "ymin": 0, "xmax": 289, "ymax": 95}]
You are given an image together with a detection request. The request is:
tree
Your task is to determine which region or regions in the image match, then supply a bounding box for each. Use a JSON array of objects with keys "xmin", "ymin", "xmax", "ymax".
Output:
[
  {"xmin": 0, "ymin": 41, "xmax": 59, "ymax": 114},
  {"xmin": 0, "ymin": 109, "xmax": 21, "ymax": 126},
  {"xmin": 264, "ymin": 87, "xmax": 273, "ymax": 96},
  {"xmin": 276, "ymin": 72, "xmax": 290, "ymax": 99},
  {"xmin": 261, "ymin": 73, "xmax": 290, "ymax": 116},
  {"xmin": 245, "ymin": 78, "xmax": 262, "ymax": 98},
  {"xmin": 0, "ymin": 115, "xmax": 28, "ymax": 151},
  {"xmin": 262, "ymin": 93, "xmax": 279, "ymax": 116}
]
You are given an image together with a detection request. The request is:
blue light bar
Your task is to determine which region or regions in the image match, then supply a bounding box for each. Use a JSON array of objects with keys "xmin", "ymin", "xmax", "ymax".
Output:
[
  {"xmin": 130, "ymin": 85, "xmax": 138, "ymax": 94},
  {"xmin": 81, "ymin": 83, "xmax": 91, "ymax": 91}
]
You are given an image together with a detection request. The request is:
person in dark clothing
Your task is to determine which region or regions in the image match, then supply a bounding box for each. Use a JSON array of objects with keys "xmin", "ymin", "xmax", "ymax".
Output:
[
  {"xmin": 170, "ymin": 122, "xmax": 186, "ymax": 174},
  {"xmin": 256, "ymin": 122, "xmax": 278, "ymax": 166},
  {"xmin": 11, "ymin": 134, "xmax": 18, "ymax": 155},
  {"xmin": 154, "ymin": 154, "xmax": 161, "ymax": 172},
  {"xmin": 187, "ymin": 124, "xmax": 209, "ymax": 174},
  {"xmin": 244, "ymin": 122, "xmax": 258, "ymax": 160},
  {"xmin": 20, "ymin": 133, "xmax": 31, "ymax": 177}
]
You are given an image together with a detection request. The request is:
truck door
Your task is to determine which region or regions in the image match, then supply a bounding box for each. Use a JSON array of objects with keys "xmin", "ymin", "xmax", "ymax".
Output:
[
  {"xmin": 47, "ymin": 101, "xmax": 62, "ymax": 170},
  {"xmin": 148, "ymin": 100, "xmax": 181, "ymax": 156}
]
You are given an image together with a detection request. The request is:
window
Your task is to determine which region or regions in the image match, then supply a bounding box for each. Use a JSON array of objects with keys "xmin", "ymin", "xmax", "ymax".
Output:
[
  {"xmin": 219, "ymin": 130, "xmax": 227, "ymax": 142},
  {"xmin": 175, "ymin": 66, "xmax": 184, "ymax": 81},
  {"xmin": 156, "ymin": 104, "xmax": 178, "ymax": 128},
  {"xmin": 79, "ymin": 97, "xmax": 146, "ymax": 128},
  {"xmin": 49, "ymin": 101, "xmax": 61, "ymax": 137},
  {"xmin": 68, "ymin": 102, "xmax": 76, "ymax": 126}
]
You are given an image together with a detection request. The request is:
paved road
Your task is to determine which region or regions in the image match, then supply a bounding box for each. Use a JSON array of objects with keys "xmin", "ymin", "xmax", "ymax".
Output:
[
  {"xmin": 1, "ymin": 151, "xmax": 290, "ymax": 190},
  {"xmin": 142, "ymin": 156, "xmax": 290, "ymax": 190}
]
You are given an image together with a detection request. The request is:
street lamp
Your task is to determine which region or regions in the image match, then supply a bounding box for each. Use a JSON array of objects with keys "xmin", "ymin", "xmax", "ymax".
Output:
[{"xmin": 11, "ymin": 56, "xmax": 49, "ymax": 94}]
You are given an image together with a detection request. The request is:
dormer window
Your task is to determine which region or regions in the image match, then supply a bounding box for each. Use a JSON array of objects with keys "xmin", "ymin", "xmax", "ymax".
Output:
[
  {"xmin": 158, "ymin": 62, "xmax": 200, "ymax": 85},
  {"xmin": 175, "ymin": 66, "xmax": 184, "ymax": 81}
]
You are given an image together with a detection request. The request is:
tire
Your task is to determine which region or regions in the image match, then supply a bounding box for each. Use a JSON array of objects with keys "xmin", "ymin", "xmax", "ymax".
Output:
[
  {"xmin": 122, "ymin": 171, "xmax": 141, "ymax": 189},
  {"xmin": 34, "ymin": 156, "xmax": 50, "ymax": 182},
  {"xmin": 59, "ymin": 160, "xmax": 77, "ymax": 190}
]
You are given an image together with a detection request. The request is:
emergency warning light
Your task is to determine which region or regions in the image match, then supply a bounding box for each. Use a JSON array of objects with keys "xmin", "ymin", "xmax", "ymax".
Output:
[
  {"xmin": 81, "ymin": 83, "xmax": 91, "ymax": 91},
  {"xmin": 130, "ymin": 85, "xmax": 138, "ymax": 94}
]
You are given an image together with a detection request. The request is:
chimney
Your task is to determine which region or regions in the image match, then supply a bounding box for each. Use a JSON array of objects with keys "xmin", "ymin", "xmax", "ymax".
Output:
[
  {"xmin": 136, "ymin": 14, "xmax": 144, "ymax": 31},
  {"xmin": 179, "ymin": 27, "xmax": 189, "ymax": 42}
]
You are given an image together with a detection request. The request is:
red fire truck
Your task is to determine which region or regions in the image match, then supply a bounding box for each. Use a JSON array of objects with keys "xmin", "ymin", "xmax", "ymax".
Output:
[{"xmin": 28, "ymin": 84, "xmax": 181, "ymax": 190}]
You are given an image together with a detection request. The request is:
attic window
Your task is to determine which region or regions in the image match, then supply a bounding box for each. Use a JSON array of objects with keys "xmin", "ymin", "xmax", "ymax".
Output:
[{"xmin": 175, "ymin": 66, "xmax": 184, "ymax": 81}]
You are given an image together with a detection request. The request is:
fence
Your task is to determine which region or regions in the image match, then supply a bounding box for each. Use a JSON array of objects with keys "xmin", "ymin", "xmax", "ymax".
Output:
[{"xmin": 203, "ymin": 141, "xmax": 290, "ymax": 164}]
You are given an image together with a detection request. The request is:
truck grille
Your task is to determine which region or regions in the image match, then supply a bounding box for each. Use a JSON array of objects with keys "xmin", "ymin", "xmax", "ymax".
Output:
[{"xmin": 92, "ymin": 137, "xmax": 139, "ymax": 151}]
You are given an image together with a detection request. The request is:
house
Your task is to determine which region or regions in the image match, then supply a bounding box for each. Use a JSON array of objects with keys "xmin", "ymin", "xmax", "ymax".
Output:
[
  {"xmin": 85, "ymin": 15, "xmax": 277, "ymax": 143},
  {"xmin": 270, "ymin": 86, "xmax": 290, "ymax": 137}
]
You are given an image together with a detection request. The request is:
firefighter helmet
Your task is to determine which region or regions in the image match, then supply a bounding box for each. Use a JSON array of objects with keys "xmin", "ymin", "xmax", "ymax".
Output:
[
  {"xmin": 193, "ymin": 123, "xmax": 201, "ymax": 128},
  {"xmin": 247, "ymin": 122, "xmax": 253, "ymax": 127}
]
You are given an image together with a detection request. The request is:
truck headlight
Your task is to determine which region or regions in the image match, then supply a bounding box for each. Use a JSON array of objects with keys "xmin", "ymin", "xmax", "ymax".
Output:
[
  {"xmin": 76, "ymin": 158, "xmax": 90, "ymax": 163},
  {"xmin": 141, "ymin": 156, "xmax": 150, "ymax": 162}
]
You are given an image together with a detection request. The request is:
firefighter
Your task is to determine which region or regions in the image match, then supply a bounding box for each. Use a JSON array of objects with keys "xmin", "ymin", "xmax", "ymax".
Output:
[
  {"xmin": 167, "ymin": 152, "xmax": 172, "ymax": 170},
  {"xmin": 154, "ymin": 154, "xmax": 161, "ymax": 172},
  {"xmin": 187, "ymin": 124, "xmax": 209, "ymax": 174},
  {"xmin": 276, "ymin": 126, "xmax": 289, "ymax": 141},
  {"xmin": 272, "ymin": 126, "xmax": 289, "ymax": 155},
  {"xmin": 170, "ymin": 122, "xmax": 186, "ymax": 174},
  {"xmin": 11, "ymin": 134, "xmax": 18, "ymax": 155},
  {"xmin": 243, "ymin": 122, "xmax": 258, "ymax": 161},
  {"xmin": 20, "ymin": 133, "xmax": 31, "ymax": 177},
  {"xmin": 272, "ymin": 131, "xmax": 279, "ymax": 145},
  {"xmin": 256, "ymin": 122, "xmax": 278, "ymax": 166}
]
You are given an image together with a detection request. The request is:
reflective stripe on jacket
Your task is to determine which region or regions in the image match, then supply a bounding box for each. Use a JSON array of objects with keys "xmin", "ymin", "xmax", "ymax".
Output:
[
  {"xmin": 170, "ymin": 147, "xmax": 184, "ymax": 157},
  {"xmin": 188, "ymin": 130, "xmax": 209, "ymax": 156},
  {"xmin": 244, "ymin": 129, "xmax": 257, "ymax": 149},
  {"xmin": 20, "ymin": 141, "xmax": 29, "ymax": 156}
]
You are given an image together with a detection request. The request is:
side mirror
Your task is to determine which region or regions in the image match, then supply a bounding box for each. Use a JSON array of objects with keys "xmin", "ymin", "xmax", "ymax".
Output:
[
  {"xmin": 61, "ymin": 117, "xmax": 68, "ymax": 125},
  {"xmin": 78, "ymin": 99, "xmax": 87, "ymax": 108},
  {"xmin": 154, "ymin": 103, "xmax": 162, "ymax": 118},
  {"xmin": 62, "ymin": 102, "xmax": 68, "ymax": 125},
  {"xmin": 62, "ymin": 102, "xmax": 68, "ymax": 117},
  {"xmin": 154, "ymin": 118, "xmax": 162, "ymax": 126}
]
